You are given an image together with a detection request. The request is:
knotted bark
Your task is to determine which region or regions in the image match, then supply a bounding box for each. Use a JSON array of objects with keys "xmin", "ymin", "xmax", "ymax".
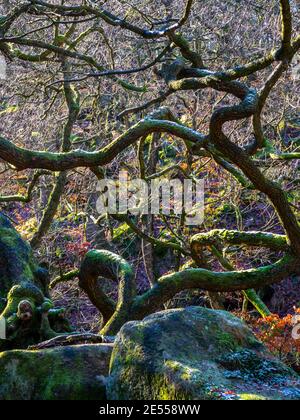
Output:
[{"xmin": 0, "ymin": 213, "xmax": 71, "ymax": 350}]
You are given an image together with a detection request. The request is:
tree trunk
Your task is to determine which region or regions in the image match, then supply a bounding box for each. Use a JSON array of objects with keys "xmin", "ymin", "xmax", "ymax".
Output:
[{"xmin": 0, "ymin": 213, "xmax": 71, "ymax": 350}]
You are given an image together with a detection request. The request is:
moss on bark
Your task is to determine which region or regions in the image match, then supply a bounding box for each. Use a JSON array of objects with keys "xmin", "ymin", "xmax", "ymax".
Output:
[{"xmin": 0, "ymin": 213, "xmax": 71, "ymax": 350}]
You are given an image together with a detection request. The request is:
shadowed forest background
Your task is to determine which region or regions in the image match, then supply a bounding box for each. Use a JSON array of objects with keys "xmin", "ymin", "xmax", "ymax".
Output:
[{"xmin": 0, "ymin": 0, "xmax": 300, "ymax": 400}]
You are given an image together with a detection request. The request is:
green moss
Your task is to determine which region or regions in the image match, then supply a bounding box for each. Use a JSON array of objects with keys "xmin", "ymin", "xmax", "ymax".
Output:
[
  {"xmin": 239, "ymin": 393, "xmax": 268, "ymax": 400},
  {"xmin": 0, "ymin": 213, "xmax": 70, "ymax": 349},
  {"xmin": 0, "ymin": 345, "xmax": 111, "ymax": 400},
  {"xmin": 216, "ymin": 331, "xmax": 238, "ymax": 352},
  {"xmin": 165, "ymin": 360, "xmax": 181, "ymax": 372},
  {"xmin": 0, "ymin": 228, "xmax": 19, "ymax": 247}
]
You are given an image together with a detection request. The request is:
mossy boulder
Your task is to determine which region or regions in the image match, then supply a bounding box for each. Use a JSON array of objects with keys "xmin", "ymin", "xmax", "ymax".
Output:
[
  {"xmin": 0, "ymin": 343, "xmax": 113, "ymax": 400},
  {"xmin": 108, "ymin": 307, "xmax": 300, "ymax": 400}
]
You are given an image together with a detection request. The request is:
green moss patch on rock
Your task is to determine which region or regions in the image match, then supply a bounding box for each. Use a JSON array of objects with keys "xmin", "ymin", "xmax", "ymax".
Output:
[
  {"xmin": 107, "ymin": 307, "xmax": 300, "ymax": 400},
  {"xmin": 0, "ymin": 343, "xmax": 113, "ymax": 400}
]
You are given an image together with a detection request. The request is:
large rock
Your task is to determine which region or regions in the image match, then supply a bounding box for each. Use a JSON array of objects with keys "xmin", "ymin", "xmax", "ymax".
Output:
[
  {"xmin": 0, "ymin": 343, "xmax": 113, "ymax": 400},
  {"xmin": 108, "ymin": 307, "xmax": 300, "ymax": 400}
]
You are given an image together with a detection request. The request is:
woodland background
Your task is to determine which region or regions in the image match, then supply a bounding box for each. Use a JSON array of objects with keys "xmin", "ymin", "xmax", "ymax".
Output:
[{"xmin": 0, "ymin": 0, "xmax": 300, "ymax": 370}]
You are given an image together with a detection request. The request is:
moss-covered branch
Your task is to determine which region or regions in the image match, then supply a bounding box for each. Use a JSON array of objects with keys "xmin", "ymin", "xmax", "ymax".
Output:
[
  {"xmin": 191, "ymin": 229, "xmax": 289, "ymax": 252},
  {"xmin": 249, "ymin": 61, "xmax": 289, "ymax": 154},
  {"xmin": 278, "ymin": 0, "xmax": 293, "ymax": 57},
  {"xmin": 270, "ymin": 152, "xmax": 300, "ymax": 160},
  {"xmin": 49, "ymin": 269, "xmax": 79, "ymax": 290},
  {"xmin": 169, "ymin": 67, "xmax": 300, "ymax": 254},
  {"xmin": 19, "ymin": 0, "xmax": 194, "ymax": 39},
  {"xmin": 209, "ymin": 245, "xmax": 271, "ymax": 318},
  {"xmin": 79, "ymin": 250, "xmax": 135, "ymax": 336},
  {"xmin": 30, "ymin": 59, "xmax": 79, "ymax": 248},
  {"xmin": 112, "ymin": 214, "xmax": 189, "ymax": 256},
  {"xmin": 0, "ymin": 170, "xmax": 50, "ymax": 203},
  {"xmin": 78, "ymin": 247, "xmax": 299, "ymax": 334},
  {"xmin": 0, "ymin": 108, "xmax": 207, "ymax": 171},
  {"xmin": 168, "ymin": 32, "xmax": 204, "ymax": 68},
  {"xmin": 190, "ymin": 230, "xmax": 280, "ymax": 317},
  {"xmin": 132, "ymin": 254, "xmax": 299, "ymax": 319}
]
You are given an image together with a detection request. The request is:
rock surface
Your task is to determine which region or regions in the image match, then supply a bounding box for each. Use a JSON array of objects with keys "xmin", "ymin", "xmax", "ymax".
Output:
[
  {"xmin": 0, "ymin": 343, "xmax": 113, "ymax": 400},
  {"xmin": 108, "ymin": 307, "xmax": 300, "ymax": 400}
]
